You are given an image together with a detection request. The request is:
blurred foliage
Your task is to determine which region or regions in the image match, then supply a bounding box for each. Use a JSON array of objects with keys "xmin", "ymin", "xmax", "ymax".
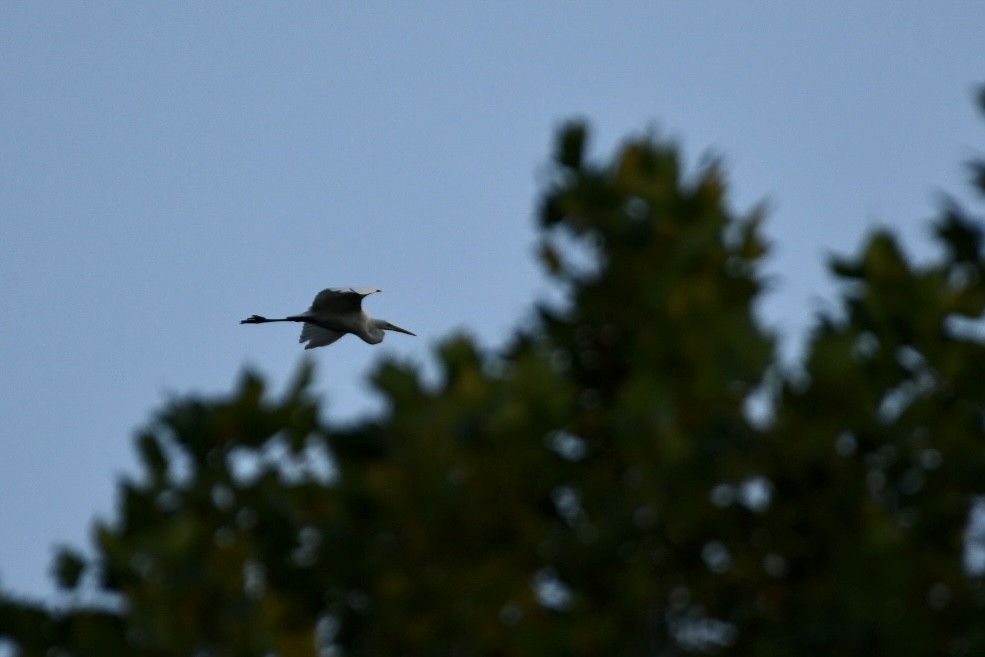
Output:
[{"xmin": 4, "ymin": 107, "xmax": 985, "ymax": 656}]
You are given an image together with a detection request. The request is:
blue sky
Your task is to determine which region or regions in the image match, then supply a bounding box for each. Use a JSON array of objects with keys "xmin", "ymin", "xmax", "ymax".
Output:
[{"xmin": 2, "ymin": 3, "xmax": 983, "ymax": 600}]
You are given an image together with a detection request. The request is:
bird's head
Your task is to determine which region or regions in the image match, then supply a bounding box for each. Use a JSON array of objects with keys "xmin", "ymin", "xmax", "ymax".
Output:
[
  {"xmin": 366, "ymin": 319, "xmax": 416, "ymax": 344},
  {"xmin": 381, "ymin": 321, "xmax": 416, "ymax": 336}
]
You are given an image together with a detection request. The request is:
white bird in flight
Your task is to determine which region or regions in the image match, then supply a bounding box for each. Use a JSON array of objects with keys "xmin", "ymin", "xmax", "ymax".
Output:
[{"xmin": 241, "ymin": 287, "xmax": 415, "ymax": 349}]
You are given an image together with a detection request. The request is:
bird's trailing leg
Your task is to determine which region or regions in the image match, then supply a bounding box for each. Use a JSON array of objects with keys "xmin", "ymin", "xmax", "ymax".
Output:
[{"xmin": 240, "ymin": 315, "xmax": 308, "ymax": 325}]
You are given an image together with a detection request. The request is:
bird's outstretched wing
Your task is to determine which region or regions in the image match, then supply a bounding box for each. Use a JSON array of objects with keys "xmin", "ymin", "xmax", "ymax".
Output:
[
  {"xmin": 299, "ymin": 323, "xmax": 346, "ymax": 350},
  {"xmin": 309, "ymin": 287, "xmax": 381, "ymax": 314}
]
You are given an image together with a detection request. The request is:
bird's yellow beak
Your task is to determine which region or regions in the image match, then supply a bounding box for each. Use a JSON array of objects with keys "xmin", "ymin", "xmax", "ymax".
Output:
[{"xmin": 385, "ymin": 322, "xmax": 416, "ymax": 336}]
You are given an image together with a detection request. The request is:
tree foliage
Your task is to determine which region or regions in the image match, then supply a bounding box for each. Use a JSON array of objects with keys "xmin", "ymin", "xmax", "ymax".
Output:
[{"xmin": 3, "ymin": 101, "xmax": 985, "ymax": 655}]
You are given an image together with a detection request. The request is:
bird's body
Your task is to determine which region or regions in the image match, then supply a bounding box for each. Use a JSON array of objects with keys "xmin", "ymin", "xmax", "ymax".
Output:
[{"xmin": 241, "ymin": 287, "xmax": 415, "ymax": 349}]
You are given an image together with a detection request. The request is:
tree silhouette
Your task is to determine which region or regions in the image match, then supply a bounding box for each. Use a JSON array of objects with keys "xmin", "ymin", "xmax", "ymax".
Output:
[{"xmin": 3, "ymin": 95, "xmax": 985, "ymax": 656}]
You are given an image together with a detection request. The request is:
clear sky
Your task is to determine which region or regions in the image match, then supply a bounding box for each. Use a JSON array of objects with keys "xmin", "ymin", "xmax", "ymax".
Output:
[{"xmin": 2, "ymin": 3, "xmax": 984, "ymax": 601}]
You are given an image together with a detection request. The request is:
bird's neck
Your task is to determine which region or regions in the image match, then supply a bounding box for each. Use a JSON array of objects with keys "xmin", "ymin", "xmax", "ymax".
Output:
[{"xmin": 362, "ymin": 320, "xmax": 386, "ymax": 345}]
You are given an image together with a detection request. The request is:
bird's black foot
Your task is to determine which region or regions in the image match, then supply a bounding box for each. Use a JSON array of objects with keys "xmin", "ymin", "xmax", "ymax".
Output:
[{"xmin": 240, "ymin": 315, "xmax": 268, "ymax": 324}]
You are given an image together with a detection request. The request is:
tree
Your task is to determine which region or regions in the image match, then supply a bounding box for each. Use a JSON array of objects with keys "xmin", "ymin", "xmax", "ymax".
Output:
[{"xmin": 3, "ymin": 94, "xmax": 985, "ymax": 656}]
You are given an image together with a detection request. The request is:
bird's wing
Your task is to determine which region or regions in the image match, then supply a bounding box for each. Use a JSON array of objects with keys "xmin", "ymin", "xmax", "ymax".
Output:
[
  {"xmin": 299, "ymin": 323, "xmax": 346, "ymax": 350},
  {"xmin": 309, "ymin": 287, "xmax": 381, "ymax": 314}
]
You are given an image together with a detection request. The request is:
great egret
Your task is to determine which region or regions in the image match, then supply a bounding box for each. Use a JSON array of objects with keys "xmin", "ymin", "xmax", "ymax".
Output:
[{"xmin": 241, "ymin": 287, "xmax": 415, "ymax": 349}]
